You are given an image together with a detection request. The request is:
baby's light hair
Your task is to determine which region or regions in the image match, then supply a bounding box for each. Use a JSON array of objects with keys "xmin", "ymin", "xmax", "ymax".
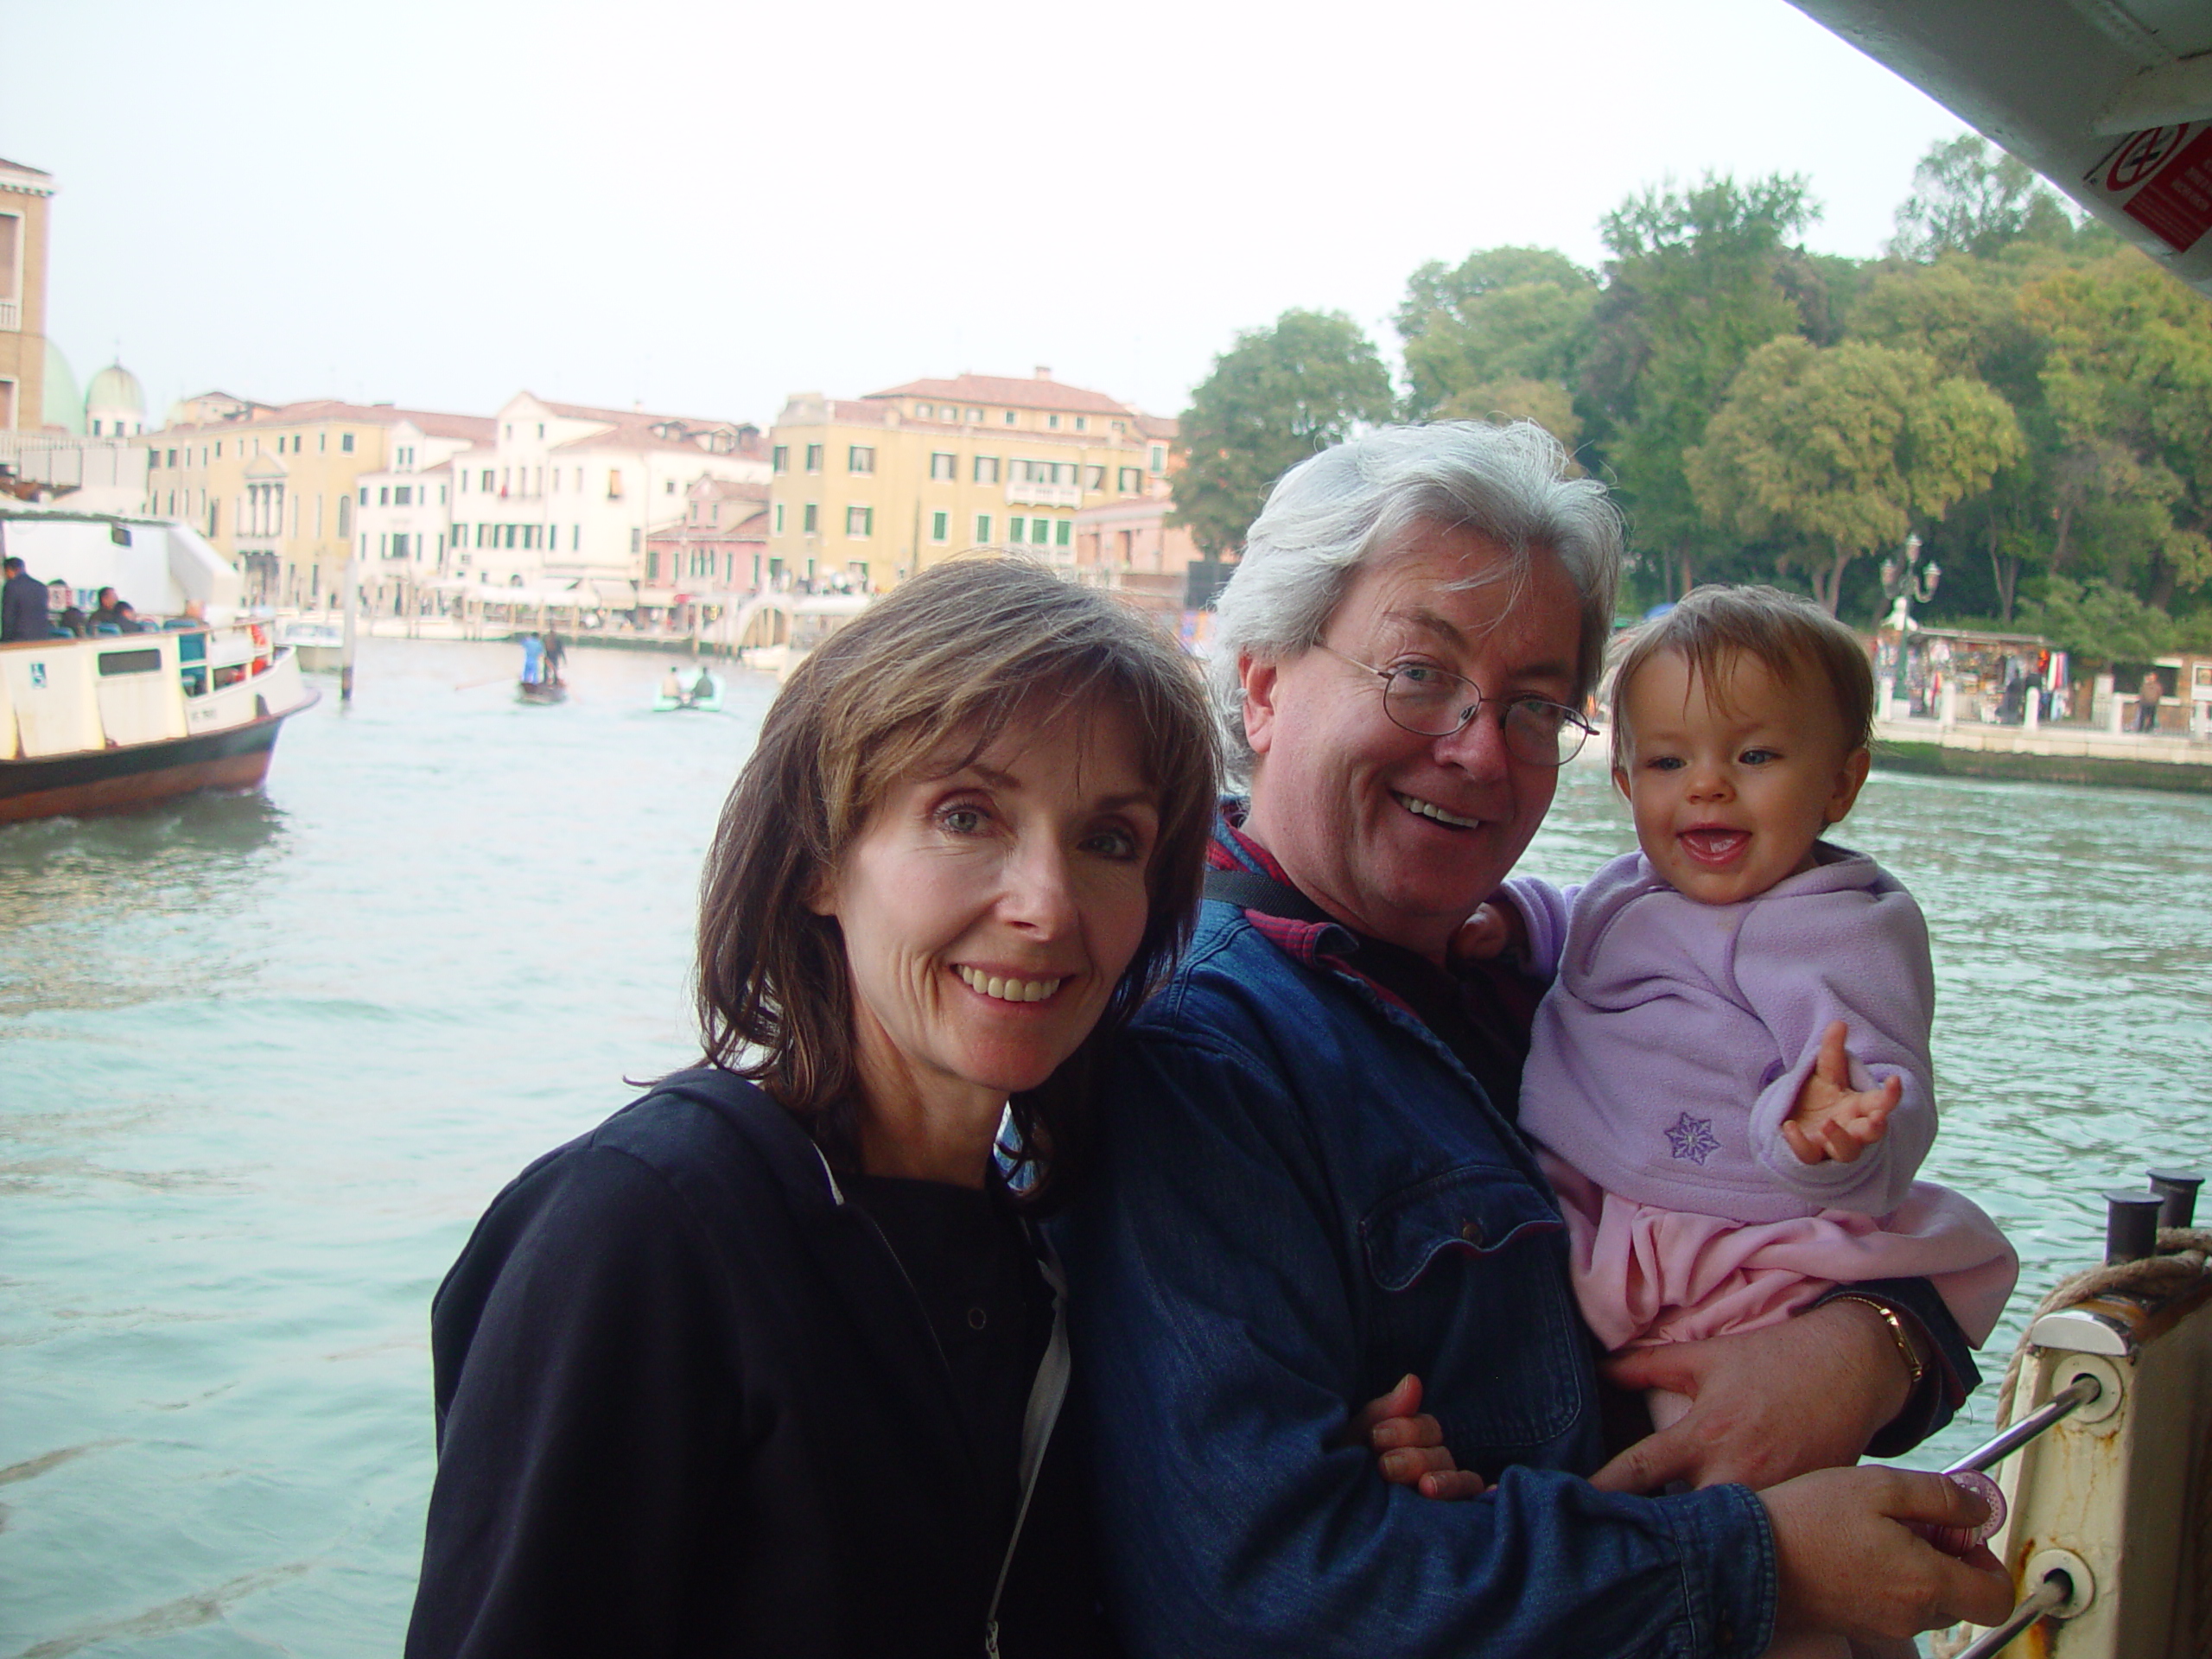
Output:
[{"xmin": 1608, "ymin": 584, "xmax": 1875, "ymax": 768}]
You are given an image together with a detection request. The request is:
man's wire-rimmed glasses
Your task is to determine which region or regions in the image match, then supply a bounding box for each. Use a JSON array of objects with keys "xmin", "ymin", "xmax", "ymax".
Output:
[{"xmin": 1314, "ymin": 644, "xmax": 1594, "ymax": 767}]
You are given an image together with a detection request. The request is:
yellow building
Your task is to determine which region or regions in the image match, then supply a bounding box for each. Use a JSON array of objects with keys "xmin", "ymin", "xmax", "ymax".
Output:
[
  {"xmin": 765, "ymin": 370, "xmax": 1174, "ymax": 592},
  {"xmin": 0, "ymin": 156, "xmax": 54, "ymax": 432},
  {"xmin": 140, "ymin": 401, "xmax": 492, "ymax": 607}
]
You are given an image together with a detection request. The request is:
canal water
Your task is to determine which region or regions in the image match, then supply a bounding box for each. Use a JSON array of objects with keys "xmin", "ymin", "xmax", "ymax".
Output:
[{"xmin": 3, "ymin": 637, "xmax": 2208, "ymax": 1656}]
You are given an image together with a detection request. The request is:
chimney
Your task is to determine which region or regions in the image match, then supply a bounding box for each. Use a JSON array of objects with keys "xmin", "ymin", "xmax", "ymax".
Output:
[{"xmin": 1034, "ymin": 365, "xmax": 1052, "ymax": 380}]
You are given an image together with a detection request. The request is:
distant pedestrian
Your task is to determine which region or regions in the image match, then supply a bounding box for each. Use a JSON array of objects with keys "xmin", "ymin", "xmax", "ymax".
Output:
[
  {"xmin": 2137, "ymin": 668, "xmax": 2164, "ymax": 733},
  {"xmin": 2, "ymin": 556, "xmax": 50, "ymax": 641}
]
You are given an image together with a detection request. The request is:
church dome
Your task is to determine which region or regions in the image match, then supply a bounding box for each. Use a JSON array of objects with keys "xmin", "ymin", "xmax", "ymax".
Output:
[
  {"xmin": 86, "ymin": 361, "xmax": 148, "ymax": 437},
  {"xmin": 42, "ymin": 339, "xmax": 84, "ymax": 433}
]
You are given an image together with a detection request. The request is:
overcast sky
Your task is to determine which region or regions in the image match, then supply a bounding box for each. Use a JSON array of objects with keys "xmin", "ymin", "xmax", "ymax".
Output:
[{"xmin": 3, "ymin": 0, "xmax": 1976, "ymax": 429}]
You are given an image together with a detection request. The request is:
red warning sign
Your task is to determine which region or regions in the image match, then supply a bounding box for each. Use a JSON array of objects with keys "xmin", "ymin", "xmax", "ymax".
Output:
[{"xmin": 2087, "ymin": 123, "xmax": 2212, "ymax": 254}]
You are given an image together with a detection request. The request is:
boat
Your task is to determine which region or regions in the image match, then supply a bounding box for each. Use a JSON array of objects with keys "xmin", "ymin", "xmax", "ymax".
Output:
[
  {"xmin": 517, "ymin": 678, "xmax": 567, "ymax": 705},
  {"xmin": 652, "ymin": 671, "xmax": 723, "ymax": 713},
  {"xmin": 273, "ymin": 616, "xmax": 346, "ymax": 673},
  {"xmin": 0, "ymin": 622, "xmax": 318, "ymax": 823}
]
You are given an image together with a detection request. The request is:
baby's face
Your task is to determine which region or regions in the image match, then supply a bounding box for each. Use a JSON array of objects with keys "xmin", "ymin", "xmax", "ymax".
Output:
[{"xmin": 1612, "ymin": 649, "xmax": 1870, "ymax": 906}]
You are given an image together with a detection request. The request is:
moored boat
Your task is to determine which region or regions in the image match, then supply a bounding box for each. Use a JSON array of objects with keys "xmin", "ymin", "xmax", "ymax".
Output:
[{"xmin": 0, "ymin": 623, "xmax": 319, "ymax": 824}]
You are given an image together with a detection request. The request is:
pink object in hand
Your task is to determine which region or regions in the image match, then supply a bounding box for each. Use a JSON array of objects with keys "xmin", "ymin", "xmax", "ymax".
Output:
[{"xmin": 1908, "ymin": 1470, "xmax": 2005, "ymax": 1555}]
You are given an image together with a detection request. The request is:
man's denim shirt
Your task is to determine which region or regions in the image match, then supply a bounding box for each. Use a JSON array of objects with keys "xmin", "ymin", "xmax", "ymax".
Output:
[{"xmin": 1062, "ymin": 853, "xmax": 1783, "ymax": 1656}]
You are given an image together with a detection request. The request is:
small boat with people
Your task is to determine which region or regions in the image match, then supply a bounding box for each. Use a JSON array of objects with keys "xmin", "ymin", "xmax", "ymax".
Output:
[{"xmin": 652, "ymin": 665, "xmax": 723, "ymax": 712}]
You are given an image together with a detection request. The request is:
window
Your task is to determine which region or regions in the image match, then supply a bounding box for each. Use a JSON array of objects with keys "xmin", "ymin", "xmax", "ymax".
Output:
[
  {"xmin": 631, "ymin": 527, "xmax": 642, "ymax": 554},
  {"xmin": 378, "ymin": 486, "xmax": 390, "ymax": 505},
  {"xmin": 848, "ymin": 446, "xmax": 874, "ymax": 474},
  {"xmin": 1149, "ymin": 445, "xmax": 1165, "ymax": 474},
  {"xmin": 931, "ymin": 511, "xmax": 949, "ymax": 542},
  {"xmin": 341, "ymin": 433, "xmax": 355, "ymax": 453},
  {"xmin": 165, "ymin": 449, "xmax": 176, "ymax": 467},
  {"xmin": 607, "ymin": 469, "xmax": 624, "ymax": 499},
  {"xmin": 846, "ymin": 505, "xmax": 873, "ymax": 537},
  {"xmin": 1047, "ymin": 415, "xmax": 1060, "ymax": 430},
  {"xmin": 1055, "ymin": 518, "xmax": 1071, "ymax": 548},
  {"xmin": 929, "ymin": 452, "xmax": 956, "ymax": 481},
  {"xmin": 1002, "ymin": 410, "xmax": 1016, "ymax": 425},
  {"xmin": 359, "ymin": 487, "xmax": 370, "ymax": 506},
  {"xmin": 803, "ymin": 503, "xmax": 819, "ymax": 534},
  {"xmin": 916, "ymin": 404, "xmax": 933, "ymax": 418},
  {"xmin": 804, "ymin": 444, "xmax": 823, "ymax": 473},
  {"xmin": 975, "ymin": 513, "xmax": 992, "ymax": 543},
  {"xmin": 966, "ymin": 407, "xmax": 982, "ymax": 423},
  {"xmin": 665, "ymin": 479, "xmax": 677, "ymax": 494},
  {"xmin": 773, "ymin": 503, "xmax": 785, "ymax": 533},
  {"xmin": 537, "ymin": 423, "xmax": 545, "ymax": 438},
  {"xmin": 319, "ymin": 432, "xmax": 327, "ymax": 452},
  {"xmin": 1075, "ymin": 416, "xmax": 1087, "ymax": 432},
  {"xmin": 974, "ymin": 455, "xmax": 1000, "ymax": 484},
  {"xmin": 1117, "ymin": 467, "xmax": 1141, "ymax": 493},
  {"xmin": 440, "ymin": 486, "xmax": 448, "ymax": 504},
  {"xmin": 1083, "ymin": 465, "xmax": 1103, "ymax": 490},
  {"xmin": 1008, "ymin": 516, "xmax": 1026, "ymax": 543},
  {"xmin": 772, "ymin": 445, "xmax": 789, "ymax": 473},
  {"xmin": 337, "ymin": 496, "xmax": 351, "ymax": 536},
  {"xmin": 396, "ymin": 486, "xmax": 412, "ymax": 506},
  {"xmin": 1032, "ymin": 518, "xmax": 1052, "ymax": 547}
]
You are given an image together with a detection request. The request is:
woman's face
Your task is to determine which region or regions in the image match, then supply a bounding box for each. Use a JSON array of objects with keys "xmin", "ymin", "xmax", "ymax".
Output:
[{"xmin": 811, "ymin": 704, "xmax": 1160, "ymax": 1135}]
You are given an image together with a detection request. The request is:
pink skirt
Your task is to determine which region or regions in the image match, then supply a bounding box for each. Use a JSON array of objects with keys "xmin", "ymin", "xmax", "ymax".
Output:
[{"xmin": 1537, "ymin": 1154, "xmax": 2018, "ymax": 1353}]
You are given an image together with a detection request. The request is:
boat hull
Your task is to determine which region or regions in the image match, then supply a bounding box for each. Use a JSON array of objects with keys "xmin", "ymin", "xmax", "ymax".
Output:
[{"xmin": 0, "ymin": 692, "xmax": 320, "ymax": 823}]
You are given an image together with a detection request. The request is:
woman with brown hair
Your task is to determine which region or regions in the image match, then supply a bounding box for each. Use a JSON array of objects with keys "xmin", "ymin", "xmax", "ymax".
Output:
[{"xmin": 405, "ymin": 558, "xmax": 1475, "ymax": 1658}]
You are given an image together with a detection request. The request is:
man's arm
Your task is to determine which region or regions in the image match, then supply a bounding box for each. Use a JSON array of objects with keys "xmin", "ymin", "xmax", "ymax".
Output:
[{"xmin": 1063, "ymin": 1029, "xmax": 1777, "ymax": 1659}]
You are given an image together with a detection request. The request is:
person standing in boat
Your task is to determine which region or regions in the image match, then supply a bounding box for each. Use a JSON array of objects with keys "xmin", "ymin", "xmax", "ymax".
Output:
[
  {"xmin": 2, "ymin": 556, "xmax": 52, "ymax": 641},
  {"xmin": 406, "ymin": 559, "xmax": 1481, "ymax": 1658},
  {"xmin": 519, "ymin": 632, "xmax": 544, "ymax": 687},
  {"xmin": 542, "ymin": 628, "xmax": 568, "ymax": 685}
]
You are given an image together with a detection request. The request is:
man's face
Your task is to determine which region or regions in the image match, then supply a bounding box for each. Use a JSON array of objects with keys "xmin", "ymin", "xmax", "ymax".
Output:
[{"xmin": 1240, "ymin": 524, "xmax": 1584, "ymax": 963}]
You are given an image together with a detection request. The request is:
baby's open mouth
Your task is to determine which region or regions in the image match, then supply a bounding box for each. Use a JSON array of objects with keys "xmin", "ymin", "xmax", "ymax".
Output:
[{"xmin": 1679, "ymin": 828, "xmax": 1749, "ymax": 864}]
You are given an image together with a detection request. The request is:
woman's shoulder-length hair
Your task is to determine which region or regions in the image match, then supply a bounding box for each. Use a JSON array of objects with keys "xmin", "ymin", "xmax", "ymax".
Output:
[{"xmin": 695, "ymin": 555, "xmax": 1220, "ymax": 1207}]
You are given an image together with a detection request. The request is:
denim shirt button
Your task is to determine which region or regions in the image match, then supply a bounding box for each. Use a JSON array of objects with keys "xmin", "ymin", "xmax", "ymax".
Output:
[{"xmin": 1458, "ymin": 1219, "xmax": 1479, "ymax": 1242}]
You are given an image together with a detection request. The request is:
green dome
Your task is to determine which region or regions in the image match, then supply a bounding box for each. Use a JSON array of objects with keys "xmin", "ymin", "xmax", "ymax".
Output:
[{"xmin": 42, "ymin": 339, "xmax": 84, "ymax": 433}]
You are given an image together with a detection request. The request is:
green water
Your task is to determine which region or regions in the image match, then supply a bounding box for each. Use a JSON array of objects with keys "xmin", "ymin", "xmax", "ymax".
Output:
[{"xmin": 3, "ymin": 638, "xmax": 2208, "ymax": 1655}]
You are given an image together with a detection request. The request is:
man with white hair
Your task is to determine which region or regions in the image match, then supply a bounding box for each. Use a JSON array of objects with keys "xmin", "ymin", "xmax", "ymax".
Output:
[{"xmin": 1061, "ymin": 423, "xmax": 2012, "ymax": 1656}]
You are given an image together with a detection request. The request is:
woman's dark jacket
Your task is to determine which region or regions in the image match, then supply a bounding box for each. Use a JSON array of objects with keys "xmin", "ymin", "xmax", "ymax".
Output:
[{"xmin": 404, "ymin": 1069, "xmax": 1116, "ymax": 1658}]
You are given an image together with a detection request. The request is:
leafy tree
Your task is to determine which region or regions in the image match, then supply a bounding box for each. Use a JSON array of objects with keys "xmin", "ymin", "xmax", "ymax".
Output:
[
  {"xmin": 2018, "ymin": 253, "xmax": 2212, "ymax": 609},
  {"xmin": 1686, "ymin": 337, "xmax": 2023, "ymax": 613},
  {"xmin": 1580, "ymin": 174, "xmax": 1826, "ymax": 599},
  {"xmin": 2016, "ymin": 577, "xmax": 2176, "ymax": 667},
  {"xmin": 1888, "ymin": 135, "xmax": 2076, "ymax": 262},
  {"xmin": 1395, "ymin": 246, "xmax": 1596, "ymax": 427},
  {"xmin": 1171, "ymin": 308, "xmax": 1395, "ymax": 562}
]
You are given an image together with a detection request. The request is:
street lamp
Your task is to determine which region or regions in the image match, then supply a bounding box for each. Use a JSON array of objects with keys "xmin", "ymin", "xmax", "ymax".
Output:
[{"xmin": 1878, "ymin": 533, "xmax": 1941, "ymax": 704}]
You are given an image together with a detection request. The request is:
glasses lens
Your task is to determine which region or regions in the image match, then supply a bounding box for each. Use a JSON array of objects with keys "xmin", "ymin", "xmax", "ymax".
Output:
[
  {"xmin": 1382, "ymin": 668, "xmax": 1476, "ymax": 737},
  {"xmin": 1501, "ymin": 699, "xmax": 1587, "ymax": 766}
]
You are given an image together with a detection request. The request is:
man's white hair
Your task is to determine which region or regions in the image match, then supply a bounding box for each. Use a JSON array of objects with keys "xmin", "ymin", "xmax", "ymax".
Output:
[{"xmin": 1207, "ymin": 421, "xmax": 1623, "ymax": 779}]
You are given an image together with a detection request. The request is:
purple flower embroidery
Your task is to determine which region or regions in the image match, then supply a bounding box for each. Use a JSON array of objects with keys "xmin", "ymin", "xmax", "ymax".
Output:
[{"xmin": 1666, "ymin": 1112, "xmax": 1720, "ymax": 1166}]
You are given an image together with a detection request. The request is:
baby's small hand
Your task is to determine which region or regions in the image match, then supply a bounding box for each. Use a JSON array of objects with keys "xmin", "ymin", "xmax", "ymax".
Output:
[
  {"xmin": 1451, "ymin": 899, "xmax": 1524, "ymax": 965},
  {"xmin": 1783, "ymin": 1021, "xmax": 1902, "ymax": 1165}
]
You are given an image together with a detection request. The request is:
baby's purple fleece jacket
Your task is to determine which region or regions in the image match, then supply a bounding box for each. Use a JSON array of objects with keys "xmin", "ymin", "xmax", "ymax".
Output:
[{"xmin": 1509, "ymin": 842, "xmax": 1936, "ymax": 1225}]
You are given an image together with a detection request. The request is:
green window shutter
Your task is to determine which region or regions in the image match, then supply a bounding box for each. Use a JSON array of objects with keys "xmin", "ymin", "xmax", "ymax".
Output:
[{"xmin": 1055, "ymin": 518, "xmax": 1071, "ymax": 548}]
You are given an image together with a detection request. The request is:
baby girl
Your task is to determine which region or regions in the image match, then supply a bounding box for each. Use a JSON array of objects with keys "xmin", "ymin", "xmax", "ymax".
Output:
[{"xmin": 1485, "ymin": 585, "xmax": 2017, "ymax": 1434}]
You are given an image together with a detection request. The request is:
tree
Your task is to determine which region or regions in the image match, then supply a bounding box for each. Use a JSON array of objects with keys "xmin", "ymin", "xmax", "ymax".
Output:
[
  {"xmin": 1395, "ymin": 246, "xmax": 1596, "ymax": 428},
  {"xmin": 1171, "ymin": 309, "xmax": 1395, "ymax": 561},
  {"xmin": 1686, "ymin": 337, "xmax": 2023, "ymax": 613},
  {"xmin": 1889, "ymin": 136, "xmax": 2077, "ymax": 262},
  {"xmin": 2018, "ymin": 253, "xmax": 2212, "ymax": 609},
  {"xmin": 2017, "ymin": 577, "xmax": 2176, "ymax": 667},
  {"xmin": 1580, "ymin": 174, "xmax": 1827, "ymax": 599}
]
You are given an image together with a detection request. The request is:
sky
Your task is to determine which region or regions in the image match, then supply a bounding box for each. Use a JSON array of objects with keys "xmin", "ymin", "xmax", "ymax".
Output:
[{"xmin": 2, "ymin": 0, "xmax": 1978, "ymax": 429}]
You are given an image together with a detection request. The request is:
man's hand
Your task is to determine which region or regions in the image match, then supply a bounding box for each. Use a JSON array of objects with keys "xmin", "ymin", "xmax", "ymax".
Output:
[
  {"xmin": 1764, "ymin": 1466, "xmax": 2015, "ymax": 1642},
  {"xmin": 1344, "ymin": 1374, "xmax": 1487, "ymax": 1500},
  {"xmin": 1449, "ymin": 899, "xmax": 1525, "ymax": 965},
  {"xmin": 1782, "ymin": 1020, "xmax": 1902, "ymax": 1165},
  {"xmin": 1590, "ymin": 1300, "xmax": 1915, "ymax": 1493}
]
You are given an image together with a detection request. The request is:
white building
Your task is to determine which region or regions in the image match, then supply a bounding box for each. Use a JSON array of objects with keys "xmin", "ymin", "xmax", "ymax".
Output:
[
  {"xmin": 401, "ymin": 391, "xmax": 767, "ymax": 598},
  {"xmin": 351, "ymin": 418, "xmax": 477, "ymax": 578}
]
